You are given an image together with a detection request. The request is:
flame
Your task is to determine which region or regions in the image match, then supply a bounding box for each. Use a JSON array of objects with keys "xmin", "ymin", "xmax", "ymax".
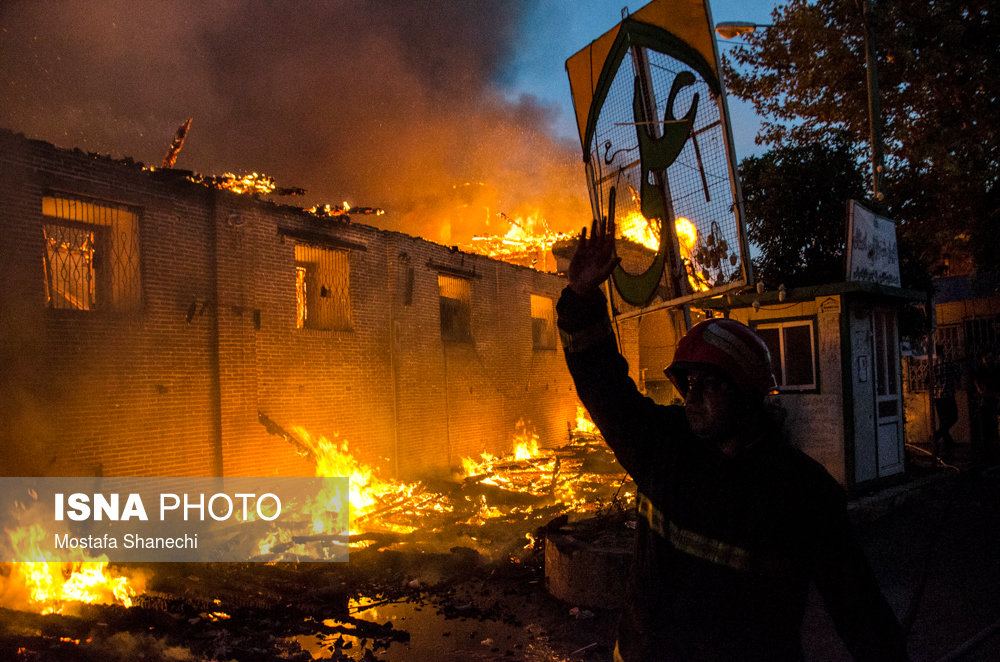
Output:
[
  {"xmin": 674, "ymin": 217, "xmax": 698, "ymax": 255},
  {"xmin": 2, "ymin": 524, "xmax": 137, "ymax": 615},
  {"xmin": 572, "ymin": 405, "xmax": 598, "ymax": 435},
  {"xmin": 294, "ymin": 427, "xmax": 427, "ymax": 537},
  {"xmin": 675, "ymin": 217, "xmax": 711, "ymax": 292},
  {"xmin": 618, "ymin": 209, "xmax": 660, "ymax": 251},
  {"xmin": 459, "ymin": 420, "xmax": 585, "ymax": 508},
  {"xmin": 210, "ymin": 172, "xmax": 277, "ymax": 195},
  {"xmin": 466, "ymin": 211, "xmax": 566, "ymax": 271},
  {"xmin": 461, "ymin": 419, "xmax": 542, "ymax": 478},
  {"xmin": 254, "ymin": 418, "xmax": 630, "ymax": 558},
  {"xmin": 617, "ymin": 211, "xmax": 712, "ymax": 293}
]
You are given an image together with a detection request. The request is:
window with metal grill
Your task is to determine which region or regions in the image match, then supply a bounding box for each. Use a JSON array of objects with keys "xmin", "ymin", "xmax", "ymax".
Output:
[
  {"xmin": 42, "ymin": 194, "xmax": 141, "ymax": 312},
  {"xmin": 530, "ymin": 294, "xmax": 555, "ymax": 349},
  {"xmin": 438, "ymin": 274, "xmax": 472, "ymax": 343},
  {"xmin": 755, "ymin": 320, "xmax": 817, "ymax": 391},
  {"xmin": 294, "ymin": 244, "xmax": 352, "ymax": 331}
]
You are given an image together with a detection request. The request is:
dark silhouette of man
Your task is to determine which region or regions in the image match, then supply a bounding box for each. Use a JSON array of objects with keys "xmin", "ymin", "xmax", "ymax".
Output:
[
  {"xmin": 556, "ymin": 214, "xmax": 908, "ymax": 661},
  {"xmin": 931, "ymin": 347, "xmax": 960, "ymax": 460}
]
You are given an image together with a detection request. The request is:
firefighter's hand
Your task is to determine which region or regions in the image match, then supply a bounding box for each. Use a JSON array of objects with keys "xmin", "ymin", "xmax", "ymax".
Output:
[{"xmin": 568, "ymin": 212, "xmax": 620, "ymax": 295}]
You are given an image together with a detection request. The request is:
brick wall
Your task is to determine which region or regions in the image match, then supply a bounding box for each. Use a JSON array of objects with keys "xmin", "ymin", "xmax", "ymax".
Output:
[{"xmin": 0, "ymin": 130, "xmax": 583, "ymax": 480}]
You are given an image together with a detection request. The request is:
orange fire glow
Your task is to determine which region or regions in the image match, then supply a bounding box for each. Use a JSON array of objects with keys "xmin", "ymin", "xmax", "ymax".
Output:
[
  {"xmin": 461, "ymin": 419, "xmax": 543, "ymax": 478},
  {"xmin": 572, "ymin": 405, "xmax": 598, "ymax": 435},
  {"xmin": 675, "ymin": 217, "xmax": 711, "ymax": 292},
  {"xmin": 466, "ymin": 211, "xmax": 566, "ymax": 272},
  {"xmin": 1, "ymin": 524, "xmax": 138, "ymax": 615},
  {"xmin": 252, "ymin": 415, "xmax": 631, "ymax": 559},
  {"xmin": 617, "ymin": 212, "xmax": 711, "ymax": 293},
  {"xmin": 210, "ymin": 171, "xmax": 278, "ymax": 195},
  {"xmin": 296, "ymin": 427, "xmax": 431, "ymax": 538}
]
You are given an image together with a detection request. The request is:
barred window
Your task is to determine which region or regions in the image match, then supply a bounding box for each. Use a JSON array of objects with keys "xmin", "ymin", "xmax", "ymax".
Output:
[
  {"xmin": 756, "ymin": 320, "xmax": 817, "ymax": 391},
  {"xmin": 438, "ymin": 274, "xmax": 472, "ymax": 343},
  {"xmin": 936, "ymin": 325, "xmax": 963, "ymax": 362},
  {"xmin": 295, "ymin": 244, "xmax": 351, "ymax": 331},
  {"xmin": 42, "ymin": 195, "xmax": 141, "ymax": 312},
  {"xmin": 530, "ymin": 294, "xmax": 555, "ymax": 349}
]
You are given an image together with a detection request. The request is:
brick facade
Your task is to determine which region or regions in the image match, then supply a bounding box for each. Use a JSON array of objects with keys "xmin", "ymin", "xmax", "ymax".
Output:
[{"xmin": 0, "ymin": 130, "xmax": 585, "ymax": 480}]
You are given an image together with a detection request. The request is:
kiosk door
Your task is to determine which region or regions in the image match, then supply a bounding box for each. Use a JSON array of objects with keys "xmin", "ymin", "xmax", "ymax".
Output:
[
  {"xmin": 852, "ymin": 306, "xmax": 905, "ymax": 484},
  {"xmin": 873, "ymin": 309, "xmax": 905, "ymax": 476}
]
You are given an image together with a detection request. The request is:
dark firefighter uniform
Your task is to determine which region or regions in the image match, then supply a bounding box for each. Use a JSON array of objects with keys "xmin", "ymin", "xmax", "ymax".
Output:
[{"xmin": 556, "ymin": 286, "xmax": 908, "ymax": 662}]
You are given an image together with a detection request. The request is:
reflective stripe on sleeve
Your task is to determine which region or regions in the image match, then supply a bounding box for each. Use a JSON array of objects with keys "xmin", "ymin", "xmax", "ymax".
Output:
[{"xmin": 637, "ymin": 492, "xmax": 754, "ymax": 573}]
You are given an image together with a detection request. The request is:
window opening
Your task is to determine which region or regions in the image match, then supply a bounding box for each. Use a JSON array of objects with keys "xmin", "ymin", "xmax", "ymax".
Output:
[
  {"xmin": 756, "ymin": 320, "xmax": 817, "ymax": 391},
  {"xmin": 530, "ymin": 294, "xmax": 555, "ymax": 349},
  {"xmin": 42, "ymin": 195, "xmax": 141, "ymax": 312},
  {"xmin": 438, "ymin": 274, "xmax": 472, "ymax": 343},
  {"xmin": 295, "ymin": 244, "xmax": 351, "ymax": 330}
]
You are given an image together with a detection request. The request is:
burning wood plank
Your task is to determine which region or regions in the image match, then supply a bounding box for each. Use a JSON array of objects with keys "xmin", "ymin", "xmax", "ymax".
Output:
[{"xmin": 161, "ymin": 117, "xmax": 192, "ymax": 168}]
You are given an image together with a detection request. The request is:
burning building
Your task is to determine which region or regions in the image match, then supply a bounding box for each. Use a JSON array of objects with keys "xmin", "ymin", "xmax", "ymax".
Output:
[{"xmin": 0, "ymin": 129, "xmax": 585, "ymax": 480}]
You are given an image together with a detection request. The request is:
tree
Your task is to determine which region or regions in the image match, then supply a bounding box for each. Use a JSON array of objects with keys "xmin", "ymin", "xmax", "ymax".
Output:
[
  {"xmin": 723, "ymin": 0, "xmax": 999, "ymax": 277},
  {"xmin": 741, "ymin": 134, "xmax": 864, "ymax": 288}
]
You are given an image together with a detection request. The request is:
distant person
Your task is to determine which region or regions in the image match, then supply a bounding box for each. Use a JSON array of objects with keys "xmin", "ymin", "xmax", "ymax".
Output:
[
  {"xmin": 557, "ymin": 215, "xmax": 908, "ymax": 661},
  {"xmin": 931, "ymin": 348, "xmax": 960, "ymax": 460}
]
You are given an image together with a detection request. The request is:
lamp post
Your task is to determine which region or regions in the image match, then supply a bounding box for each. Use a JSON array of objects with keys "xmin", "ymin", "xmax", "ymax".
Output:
[{"xmin": 716, "ymin": 7, "xmax": 884, "ymax": 202}]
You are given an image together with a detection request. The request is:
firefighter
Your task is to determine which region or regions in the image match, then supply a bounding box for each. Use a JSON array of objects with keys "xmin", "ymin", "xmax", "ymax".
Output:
[{"xmin": 556, "ymin": 214, "xmax": 908, "ymax": 661}]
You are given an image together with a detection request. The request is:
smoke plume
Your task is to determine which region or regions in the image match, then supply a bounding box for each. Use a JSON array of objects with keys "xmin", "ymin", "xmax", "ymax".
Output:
[{"xmin": 0, "ymin": 1, "xmax": 590, "ymax": 243}]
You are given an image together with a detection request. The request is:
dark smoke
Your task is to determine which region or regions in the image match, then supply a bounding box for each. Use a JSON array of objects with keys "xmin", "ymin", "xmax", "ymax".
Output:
[{"xmin": 0, "ymin": 1, "xmax": 590, "ymax": 243}]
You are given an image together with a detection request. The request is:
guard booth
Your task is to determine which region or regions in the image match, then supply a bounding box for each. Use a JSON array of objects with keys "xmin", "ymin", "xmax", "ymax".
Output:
[{"xmin": 635, "ymin": 281, "xmax": 924, "ymax": 490}]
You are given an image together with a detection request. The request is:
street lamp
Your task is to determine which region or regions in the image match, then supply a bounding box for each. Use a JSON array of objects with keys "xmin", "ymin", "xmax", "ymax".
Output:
[
  {"xmin": 715, "ymin": 11, "xmax": 884, "ymax": 202},
  {"xmin": 714, "ymin": 22, "xmax": 771, "ymax": 40}
]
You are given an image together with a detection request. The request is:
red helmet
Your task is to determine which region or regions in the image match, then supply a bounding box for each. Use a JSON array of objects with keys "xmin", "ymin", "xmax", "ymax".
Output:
[{"xmin": 665, "ymin": 318, "xmax": 777, "ymax": 399}]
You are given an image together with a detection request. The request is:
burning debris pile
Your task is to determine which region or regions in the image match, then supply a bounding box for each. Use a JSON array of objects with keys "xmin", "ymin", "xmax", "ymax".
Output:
[
  {"xmin": 1, "ymin": 411, "xmax": 632, "ymax": 661},
  {"xmin": 465, "ymin": 213, "xmax": 569, "ymax": 273},
  {"xmin": 253, "ymin": 413, "xmax": 632, "ymax": 560}
]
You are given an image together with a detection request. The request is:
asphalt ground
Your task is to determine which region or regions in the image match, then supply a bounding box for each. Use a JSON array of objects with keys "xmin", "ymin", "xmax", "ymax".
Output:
[{"xmin": 802, "ymin": 445, "xmax": 1000, "ymax": 662}]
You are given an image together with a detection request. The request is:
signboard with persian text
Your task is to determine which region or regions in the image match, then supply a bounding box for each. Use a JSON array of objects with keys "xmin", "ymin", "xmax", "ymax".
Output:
[{"xmin": 846, "ymin": 199, "xmax": 901, "ymax": 287}]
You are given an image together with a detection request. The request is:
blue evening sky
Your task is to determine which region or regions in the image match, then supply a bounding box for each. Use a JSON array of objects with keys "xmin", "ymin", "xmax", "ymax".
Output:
[{"xmin": 503, "ymin": 0, "xmax": 779, "ymax": 161}]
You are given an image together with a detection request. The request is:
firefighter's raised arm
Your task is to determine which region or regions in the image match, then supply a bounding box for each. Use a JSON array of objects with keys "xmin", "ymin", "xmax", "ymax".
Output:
[{"xmin": 567, "ymin": 212, "xmax": 620, "ymax": 296}]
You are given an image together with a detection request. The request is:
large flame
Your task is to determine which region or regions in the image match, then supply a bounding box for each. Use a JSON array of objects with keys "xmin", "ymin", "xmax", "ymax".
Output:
[
  {"xmin": 617, "ymin": 211, "xmax": 711, "ymax": 293},
  {"xmin": 466, "ymin": 211, "xmax": 566, "ymax": 272},
  {"xmin": 2, "ymin": 524, "xmax": 138, "ymax": 615},
  {"xmin": 460, "ymin": 420, "xmax": 584, "ymax": 508},
  {"xmin": 295, "ymin": 427, "xmax": 427, "ymax": 536},
  {"xmin": 461, "ymin": 419, "xmax": 543, "ymax": 477},
  {"xmin": 618, "ymin": 209, "xmax": 660, "ymax": 251}
]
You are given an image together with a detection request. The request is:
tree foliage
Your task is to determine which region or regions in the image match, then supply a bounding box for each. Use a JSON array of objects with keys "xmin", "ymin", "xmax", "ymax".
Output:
[
  {"xmin": 741, "ymin": 134, "xmax": 864, "ymax": 288},
  {"xmin": 723, "ymin": 0, "xmax": 999, "ymax": 278}
]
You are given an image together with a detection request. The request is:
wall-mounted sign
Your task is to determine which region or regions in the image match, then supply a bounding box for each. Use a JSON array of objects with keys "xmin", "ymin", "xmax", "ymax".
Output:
[{"xmin": 846, "ymin": 200, "xmax": 900, "ymax": 287}]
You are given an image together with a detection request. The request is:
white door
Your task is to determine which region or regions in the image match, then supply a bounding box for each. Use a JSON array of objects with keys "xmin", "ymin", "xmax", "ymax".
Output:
[
  {"xmin": 873, "ymin": 309, "xmax": 905, "ymax": 476},
  {"xmin": 852, "ymin": 306, "xmax": 905, "ymax": 484}
]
